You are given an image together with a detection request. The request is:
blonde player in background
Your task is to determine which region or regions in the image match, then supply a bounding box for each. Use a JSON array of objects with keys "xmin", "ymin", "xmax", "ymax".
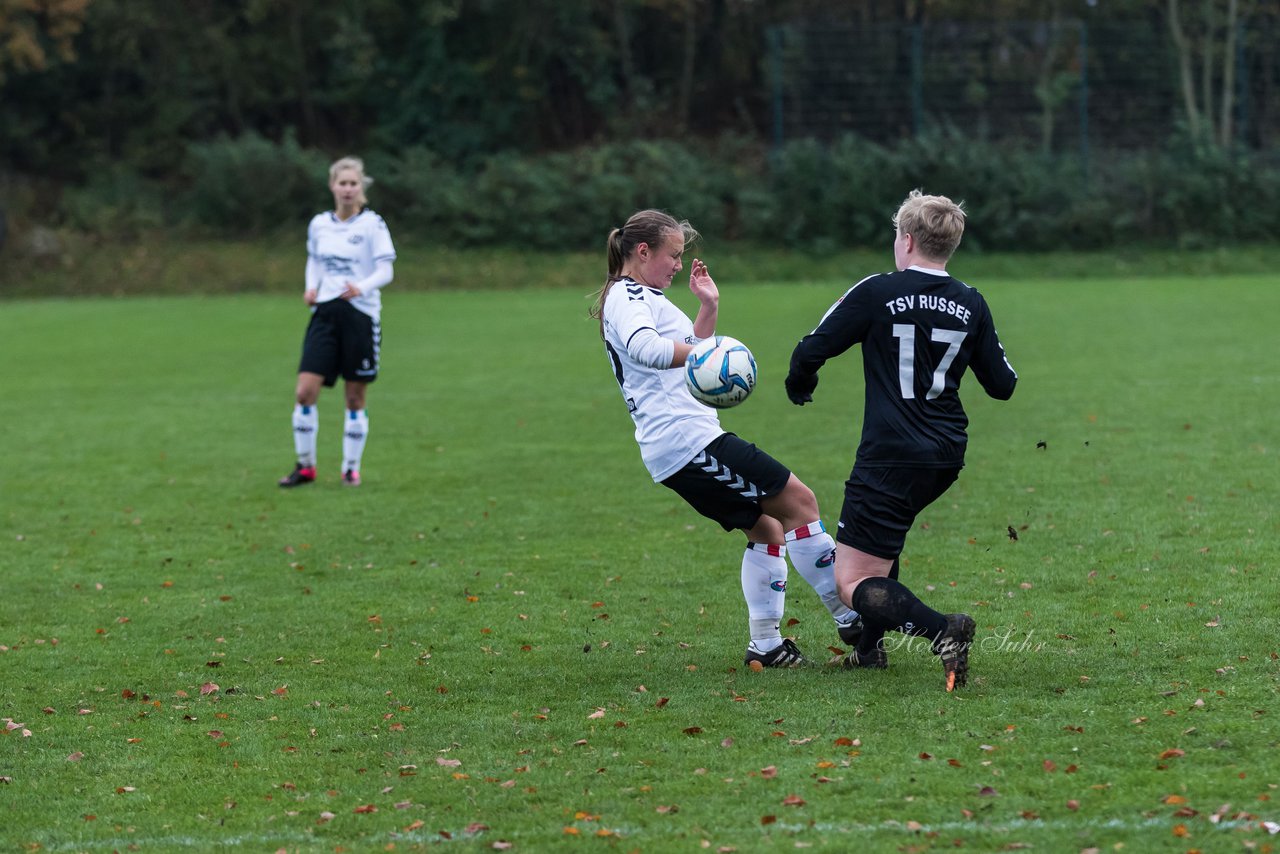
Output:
[{"xmin": 279, "ymin": 156, "xmax": 396, "ymax": 488}]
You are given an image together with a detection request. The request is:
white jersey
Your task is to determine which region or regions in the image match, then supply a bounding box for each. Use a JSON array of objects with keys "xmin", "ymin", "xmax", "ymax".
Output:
[
  {"xmin": 306, "ymin": 209, "xmax": 396, "ymax": 320},
  {"xmin": 601, "ymin": 278, "xmax": 724, "ymax": 481}
]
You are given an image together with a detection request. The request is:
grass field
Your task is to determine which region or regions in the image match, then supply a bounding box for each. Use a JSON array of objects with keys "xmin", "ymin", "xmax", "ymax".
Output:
[{"xmin": 2, "ymin": 268, "xmax": 1278, "ymax": 852}]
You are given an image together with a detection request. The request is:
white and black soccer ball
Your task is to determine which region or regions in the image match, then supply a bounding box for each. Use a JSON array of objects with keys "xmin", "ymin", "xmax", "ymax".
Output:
[{"xmin": 684, "ymin": 335, "xmax": 757, "ymax": 409}]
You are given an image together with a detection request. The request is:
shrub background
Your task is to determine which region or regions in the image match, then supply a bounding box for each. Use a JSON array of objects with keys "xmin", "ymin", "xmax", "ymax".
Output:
[{"xmin": 26, "ymin": 131, "xmax": 1280, "ymax": 254}]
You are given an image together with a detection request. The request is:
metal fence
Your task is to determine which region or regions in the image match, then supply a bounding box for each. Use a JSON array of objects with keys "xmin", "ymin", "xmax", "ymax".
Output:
[{"xmin": 769, "ymin": 19, "xmax": 1276, "ymax": 154}]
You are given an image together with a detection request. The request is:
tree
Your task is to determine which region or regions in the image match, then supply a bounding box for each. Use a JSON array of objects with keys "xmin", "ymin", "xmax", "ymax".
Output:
[
  {"xmin": 0, "ymin": 0, "xmax": 88, "ymax": 87},
  {"xmin": 1166, "ymin": 0, "xmax": 1246, "ymax": 146}
]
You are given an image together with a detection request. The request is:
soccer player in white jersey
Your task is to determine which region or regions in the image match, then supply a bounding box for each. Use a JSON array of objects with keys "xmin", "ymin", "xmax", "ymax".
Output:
[
  {"xmin": 279, "ymin": 156, "xmax": 396, "ymax": 488},
  {"xmin": 589, "ymin": 209, "xmax": 862, "ymax": 668}
]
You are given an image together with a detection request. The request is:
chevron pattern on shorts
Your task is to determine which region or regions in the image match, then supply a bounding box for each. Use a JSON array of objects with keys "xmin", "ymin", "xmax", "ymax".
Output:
[{"xmin": 690, "ymin": 451, "xmax": 763, "ymax": 499}]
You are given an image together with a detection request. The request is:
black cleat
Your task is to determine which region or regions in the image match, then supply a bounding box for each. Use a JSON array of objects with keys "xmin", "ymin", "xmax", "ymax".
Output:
[
  {"xmin": 934, "ymin": 613, "xmax": 976, "ymax": 691},
  {"xmin": 836, "ymin": 615, "xmax": 864, "ymax": 647},
  {"xmin": 745, "ymin": 638, "xmax": 806, "ymax": 669},
  {"xmin": 840, "ymin": 646, "xmax": 888, "ymax": 669},
  {"xmin": 278, "ymin": 464, "xmax": 316, "ymax": 488}
]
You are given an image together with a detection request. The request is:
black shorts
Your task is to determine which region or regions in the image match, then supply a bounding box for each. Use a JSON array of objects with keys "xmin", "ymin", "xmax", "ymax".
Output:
[
  {"xmin": 660, "ymin": 433, "xmax": 792, "ymax": 532},
  {"xmin": 298, "ymin": 300, "xmax": 381, "ymax": 387},
  {"xmin": 836, "ymin": 466, "xmax": 960, "ymax": 559}
]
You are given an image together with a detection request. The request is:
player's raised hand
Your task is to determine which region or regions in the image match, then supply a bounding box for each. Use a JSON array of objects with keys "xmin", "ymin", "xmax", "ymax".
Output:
[{"xmin": 689, "ymin": 258, "xmax": 719, "ymax": 305}]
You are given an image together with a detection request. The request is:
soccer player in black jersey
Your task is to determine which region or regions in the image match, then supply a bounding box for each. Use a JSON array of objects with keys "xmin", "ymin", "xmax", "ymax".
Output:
[{"xmin": 785, "ymin": 190, "xmax": 1017, "ymax": 691}]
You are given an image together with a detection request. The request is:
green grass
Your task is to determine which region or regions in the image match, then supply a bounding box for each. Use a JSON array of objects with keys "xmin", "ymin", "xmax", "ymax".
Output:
[
  {"xmin": 7, "ymin": 232, "xmax": 1280, "ymax": 297},
  {"xmin": 1, "ymin": 272, "xmax": 1278, "ymax": 852}
]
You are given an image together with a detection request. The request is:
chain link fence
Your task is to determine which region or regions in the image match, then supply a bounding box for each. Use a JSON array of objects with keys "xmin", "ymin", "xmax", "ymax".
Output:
[{"xmin": 769, "ymin": 18, "xmax": 1276, "ymax": 155}]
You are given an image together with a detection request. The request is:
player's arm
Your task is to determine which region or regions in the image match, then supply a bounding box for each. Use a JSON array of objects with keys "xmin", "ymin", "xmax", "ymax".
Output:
[
  {"xmin": 304, "ymin": 220, "xmax": 321, "ymax": 305},
  {"xmin": 968, "ymin": 303, "xmax": 1018, "ymax": 400},
  {"xmin": 604, "ymin": 284, "xmax": 678, "ymax": 370},
  {"xmin": 785, "ymin": 281, "xmax": 870, "ymax": 404},
  {"xmin": 344, "ymin": 258, "xmax": 394, "ymax": 300},
  {"xmin": 687, "ymin": 258, "xmax": 718, "ymax": 343},
  {"xmin": 344, "ymin": 219, "xmax": 396, "ymax": 299},
  {"xmin": 304, "ymin": 255, "xmax": 321, "ymax": 305}
]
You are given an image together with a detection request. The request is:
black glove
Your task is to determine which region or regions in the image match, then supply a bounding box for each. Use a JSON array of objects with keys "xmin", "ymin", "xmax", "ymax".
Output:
[{"xmin": 785, "ymin": 372, "xmax": 818, "ymax": 406}]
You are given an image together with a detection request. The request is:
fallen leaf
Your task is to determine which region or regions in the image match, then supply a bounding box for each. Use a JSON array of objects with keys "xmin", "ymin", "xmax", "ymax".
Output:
[
  {"xmin": 782, "ymin": 794, "xmax": 805, "ymax": 807},
  {"xmin": 66, "ymin": 752, "xmax": 84, "ymax": 762},
  {"xmin": 354, "ymin": 804, "xmax": 377, "ymax": 814},
  {"xmin": 436, "ymin": 757, "xmax": 462, "ymax": 767}
]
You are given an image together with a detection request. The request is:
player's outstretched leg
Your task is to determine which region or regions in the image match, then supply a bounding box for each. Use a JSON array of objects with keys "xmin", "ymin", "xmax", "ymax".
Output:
[
  {"xmin": 850, "ymin": 576, "xmax": 974, "ymax": 690},
  {"xmin": 741, "ymin": 543, "xmax": 806, "ymax": 668},
  {"xmin": 784, "ymin": 521, "xmax": 863, "ymax": 646}
]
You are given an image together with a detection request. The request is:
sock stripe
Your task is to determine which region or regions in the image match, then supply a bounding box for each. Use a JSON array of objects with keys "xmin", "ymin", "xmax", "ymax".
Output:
[
  {"xmin": 785, "ymin": 521, "xmax": 826, "ymax": 542},
  {"xmin": 747, "ymin": 543, "xmax": 785, "ymax": 557}
]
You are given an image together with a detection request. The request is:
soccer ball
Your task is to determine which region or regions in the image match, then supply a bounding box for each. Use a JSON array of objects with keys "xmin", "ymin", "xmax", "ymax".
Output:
[{"xmin": 685, "ymin": 335, "xmax": 757, "ymax": 409}]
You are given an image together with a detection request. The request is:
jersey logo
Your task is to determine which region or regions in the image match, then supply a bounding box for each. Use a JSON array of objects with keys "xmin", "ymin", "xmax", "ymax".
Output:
[
  {"xmin": 625, "ymin": 396, "xmax": 637, "ymax": 413},
  {"xmin": 348, "ymin": 235, "xmax": 364, "ymax": 245},
  {"xmin": 626, "ymin": 285, "xmax": 645, "ymax": 301}
]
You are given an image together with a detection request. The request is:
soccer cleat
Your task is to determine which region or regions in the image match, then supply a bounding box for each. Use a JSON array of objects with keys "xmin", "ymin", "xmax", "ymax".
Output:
[
  {"xmin": 836, "ymin": 615, "xmax": 864, "ymax": 647},
  {"xmin": 933, "ymin": 613, "xmax": 976, "ymax": 691},
  {"xmin": 840, "ymin": 646, "xmax": 888, "ymax": 669},
  {"xmin": 341, "ymin": 469, "xmax": 361, "ymax": 487},
  {"xmin": 279, "ymin": 464, "xmax": 316, "ymax": 488},
  {"xmin": 744, "ymin": 638, "xmax": 806, "ymax": 669}
]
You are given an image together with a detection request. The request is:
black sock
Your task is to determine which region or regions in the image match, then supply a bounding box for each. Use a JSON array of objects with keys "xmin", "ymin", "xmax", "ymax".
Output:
[
  {"xmin": 851, "ymin": 576, "xmax": 948, "ymax": 641},
  {"xmin": 888, "ymin": 558, "xmax": 900, "ymax": 581}
]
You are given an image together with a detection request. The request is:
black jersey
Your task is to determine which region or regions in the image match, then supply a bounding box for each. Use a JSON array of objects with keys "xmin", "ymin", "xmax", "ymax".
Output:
[{"xmin": 790, "ymin": 267, "xmax": 1017, "ymax": 469}]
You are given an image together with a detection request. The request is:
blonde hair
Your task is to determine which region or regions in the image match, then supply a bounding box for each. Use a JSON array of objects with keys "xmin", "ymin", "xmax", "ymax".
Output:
[
  {"xmin": 329, "ymin": 156, "xmax": 372, "ymax": 208},
  {"xmin": 893, "ymin": 189, "xmax": 965, "ymax": 261},
  {"xmin": 588, "ymin": 209, "xmax": 700, "ymax": 337}
]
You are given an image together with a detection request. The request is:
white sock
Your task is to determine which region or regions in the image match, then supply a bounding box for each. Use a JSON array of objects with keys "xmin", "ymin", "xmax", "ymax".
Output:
[
  {"xmin": 742, "ymin": 543, "xmax": 787, "ymax": 651},
  {"xmin": 785, "ymin": 521, "xmax": 858, "ymax": 626},
  {"xmin": 342, "ymin": 409, "xmax": 368, "ymax": 473},
  {"xmin": 292, "ymin": 404, "xmax": 318, "ymax": 467}
]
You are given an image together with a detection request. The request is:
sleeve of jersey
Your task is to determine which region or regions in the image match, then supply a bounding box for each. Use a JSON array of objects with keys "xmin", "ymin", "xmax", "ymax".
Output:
[
  {"xmin": 370, "ymin": 216, "xmax": 396, "ymax": 264},
  {"xmin": 969, "ymin": 302, "xmax": 1018, "ymax": 400},
  {"xmin": 789, "ymin": 280, "xmax": 871, "ymax": 378},
  {"xmin": 606, "ymin": 289, "xmax": 675, "ymax": 370}
]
